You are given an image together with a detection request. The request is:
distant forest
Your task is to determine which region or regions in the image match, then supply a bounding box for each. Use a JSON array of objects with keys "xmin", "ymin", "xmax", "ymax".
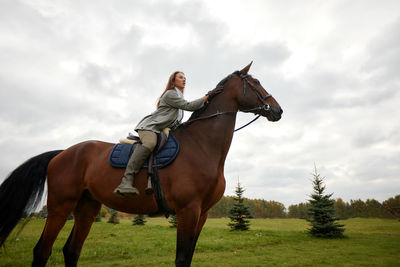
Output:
[
  {"xmin": 34, "ymin": 195, "xmax": 400, "ymax": 220},
  {"xmin": 208, "ymin": 195, "xmax": 400, "ymax": 220}
]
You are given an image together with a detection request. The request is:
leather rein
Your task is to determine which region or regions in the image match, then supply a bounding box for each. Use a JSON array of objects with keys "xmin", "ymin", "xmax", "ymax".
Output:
[{"xmin": 184, "ymin": 73, "xmax": 272, "ymax": 132}]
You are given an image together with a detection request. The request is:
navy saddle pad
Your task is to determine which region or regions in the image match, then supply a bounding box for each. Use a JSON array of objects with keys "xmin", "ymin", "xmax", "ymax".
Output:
[{"xmin": 109, "ymin": 133, "xmax": 179, "ymax": 168}]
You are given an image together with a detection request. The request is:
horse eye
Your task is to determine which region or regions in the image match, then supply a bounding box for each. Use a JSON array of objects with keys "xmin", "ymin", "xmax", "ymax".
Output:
[{"xmin": 254, "ymin": 80, "xmax": 261, "ymax": 85}]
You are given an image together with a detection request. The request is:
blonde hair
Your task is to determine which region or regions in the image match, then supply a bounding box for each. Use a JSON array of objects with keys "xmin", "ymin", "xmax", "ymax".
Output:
[{"xmin": 157, "ymin": 71, "xmax": 184, "ymax": 107}]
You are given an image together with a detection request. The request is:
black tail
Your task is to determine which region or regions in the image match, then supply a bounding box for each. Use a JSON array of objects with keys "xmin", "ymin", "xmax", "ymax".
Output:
[{"xmin": 0, "ymin": 150, "xmax": 63, "ymax": 247}]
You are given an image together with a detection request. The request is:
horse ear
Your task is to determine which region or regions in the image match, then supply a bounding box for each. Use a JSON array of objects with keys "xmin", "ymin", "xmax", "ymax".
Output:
[{"xmin": 240, "ymin": 61, "xmax": 253, "ymax": 75}]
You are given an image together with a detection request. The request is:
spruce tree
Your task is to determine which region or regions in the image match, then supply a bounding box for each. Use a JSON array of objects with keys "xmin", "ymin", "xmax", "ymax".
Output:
[
  {"xmin": 132, "ymin": 215, "xmax": 147, "ymax": 226},
  {"xmin": 107, "ymin": 208, "xmax": 120, "ymax": 224},
  {"xmin": 37, "ymin": 205, "xmax": 48, "ymax": 219},
  {"xmin": 95, "ymin": 206, "xmax": 107, "ymax": 222},
  {"xmin": 228, "ymin": 182, "xmax": 252, "ymax": 231},
  {"xmin": 168, "ymin": 214, "xmax": 178, "ymax": 228},
  {"xmin": 95, "ymin": 212, "xmax": 102, "ymax": 222},
  {"xmin": 307, "ymin": 168, "xmax": 345, "ymax": 238}
]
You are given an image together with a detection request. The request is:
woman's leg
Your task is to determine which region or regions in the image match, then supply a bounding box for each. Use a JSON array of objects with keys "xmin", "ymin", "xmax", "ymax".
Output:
[
  {"xmin": 113, "ymin": 130, "xmax": 157, "ymax": 197},
  {"xmin": 138, "ymin": 130, "xmax": 157, "ymax": 151},
  {"xmin": 138, "ymin": 130, "xmax": 157, "ymax": 194}
]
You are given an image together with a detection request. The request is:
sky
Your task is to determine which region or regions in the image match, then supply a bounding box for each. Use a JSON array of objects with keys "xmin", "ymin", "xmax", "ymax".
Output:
[{"xmin": 0, "ymin": 0, "xmax": 399, "ymax": 208}]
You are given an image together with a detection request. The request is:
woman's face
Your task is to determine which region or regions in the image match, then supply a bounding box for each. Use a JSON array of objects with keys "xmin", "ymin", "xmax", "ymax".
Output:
[{"xmin": 174, "ymin": 72, "xmax": 186, "ymax": 91}]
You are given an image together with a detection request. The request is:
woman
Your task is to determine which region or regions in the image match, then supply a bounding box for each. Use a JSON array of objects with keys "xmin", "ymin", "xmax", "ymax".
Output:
[{"xmin": 113, "ymin": 71, "xmax": 209, "ymax": 197}]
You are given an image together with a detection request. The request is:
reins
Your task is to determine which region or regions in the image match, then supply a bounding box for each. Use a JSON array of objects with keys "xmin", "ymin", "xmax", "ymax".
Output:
[
  {"xmin": 234, "ymin": 115, "xmax": 261, "ymax": 132},
  {"xmin": 183, "ymin": 72, "xmax": 272, "ymax": 132}
]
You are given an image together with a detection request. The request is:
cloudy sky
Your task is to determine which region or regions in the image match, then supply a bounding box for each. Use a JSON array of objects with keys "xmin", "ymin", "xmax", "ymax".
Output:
[{"xmin": 1, "ymin": 0, "xmax": 399, "ymax": 208}]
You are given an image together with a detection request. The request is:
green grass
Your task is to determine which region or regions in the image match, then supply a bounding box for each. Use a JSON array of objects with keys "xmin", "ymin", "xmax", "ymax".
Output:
[{"xmin": 1, "ymin": 218, "xmax": 399, "ymax": 266}]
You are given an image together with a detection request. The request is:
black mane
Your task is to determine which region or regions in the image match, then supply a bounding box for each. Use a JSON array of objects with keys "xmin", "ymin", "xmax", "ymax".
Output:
[{"xmin": 180, "ymin": 71, "xmax": 240, "ymax": 127}]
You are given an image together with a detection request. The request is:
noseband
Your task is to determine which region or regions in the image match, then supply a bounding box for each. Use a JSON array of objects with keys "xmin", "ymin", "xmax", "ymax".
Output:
[{"xmin": 183, "ymin": 72, "xmax": 273, "ymax": 131}]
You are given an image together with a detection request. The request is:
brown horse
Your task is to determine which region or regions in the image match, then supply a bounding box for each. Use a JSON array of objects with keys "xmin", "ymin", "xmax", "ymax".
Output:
[{"xmin": 0, "ymin": 62, "xmax": 282, "ymax": 267}]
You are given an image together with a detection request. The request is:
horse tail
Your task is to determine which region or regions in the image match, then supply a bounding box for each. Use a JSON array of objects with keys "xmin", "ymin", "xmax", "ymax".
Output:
[{"xmin": 0, "ymin": 150, "xmax": 63, "ymax": 247}]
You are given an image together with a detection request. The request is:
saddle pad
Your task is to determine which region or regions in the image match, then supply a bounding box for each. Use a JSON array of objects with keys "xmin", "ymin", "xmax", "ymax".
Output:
[{"xmin": 109, "ymin": 133, "xmax": 179, "ymax": 169}]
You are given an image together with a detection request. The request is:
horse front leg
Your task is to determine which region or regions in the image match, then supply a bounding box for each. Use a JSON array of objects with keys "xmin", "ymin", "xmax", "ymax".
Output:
[
  {"xmin": 188, "ymin": 211, "xmax": 208, "ymax": 264},
  {"xmin": 175, "ymin": 205, "xmax": 201, "ymax": 267}
]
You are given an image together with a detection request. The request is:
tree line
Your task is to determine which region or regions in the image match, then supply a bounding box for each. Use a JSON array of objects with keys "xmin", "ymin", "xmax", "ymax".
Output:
[
  {"xmin": 208, "ymin": 196, "xmax": 286, "ymax": 218},
  {"xmin": 33, "ymin": 194, "xmax": 400, "ymax": 220},
  {"xmin": 288, "ymin": 195, "xmax": 400, "ymax": 219},
  {"xmin": 208, "ymin": 195, "xmax": 400, "ymax": 220}
]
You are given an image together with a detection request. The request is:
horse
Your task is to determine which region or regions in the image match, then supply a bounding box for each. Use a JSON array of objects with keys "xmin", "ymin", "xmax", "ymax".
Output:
[{"xmin": 0, "ymin": 62, "xmax": 282, "ymax": 267}]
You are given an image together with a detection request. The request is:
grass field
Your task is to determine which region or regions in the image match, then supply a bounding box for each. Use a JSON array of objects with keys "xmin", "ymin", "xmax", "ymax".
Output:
[{"xmin": 1, "ymin": 218, "xmax": 399, "ymax": 266}]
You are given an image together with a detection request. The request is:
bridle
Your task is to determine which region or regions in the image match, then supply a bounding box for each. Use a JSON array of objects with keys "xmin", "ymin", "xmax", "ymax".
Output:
[
  {"xmin": 239, "ymin": 73, "xmax": 272, "ymax": 113},
  {"xmin": 183, "ymin": 72, "xmax": 273, "ymax": 132}
]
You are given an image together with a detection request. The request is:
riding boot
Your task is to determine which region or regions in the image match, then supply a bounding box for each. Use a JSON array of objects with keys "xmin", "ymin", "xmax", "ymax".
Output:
[{"xmin": 113, "ymin": 144, "xmax": 152, "ymax": 198}]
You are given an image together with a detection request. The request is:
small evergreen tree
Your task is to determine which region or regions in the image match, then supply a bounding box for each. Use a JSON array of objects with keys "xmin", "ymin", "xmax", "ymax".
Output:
[
  {"xmin": 37, "ymin": 205, "xmax": 48, "ymax": 219},
  {"xmin": 107, "ymin": 208, "xmax": 120, "ymax": 224},
  {"xmin": 168, "ymin": 214, "xmax": 178, "ymax": 228},
  {"xmin": 95, "ymin": 212, "xmax": 102, "ymax": 222},
  {"xmin": 132, "ymin": 215, "xmax": 147, "ymax": 225},
  {"xmin": 228, "ymin": 182, "xmax": 252, "ymax": 231},
  {"xmin": 95, "ymin": 206, "xmax": 107, "ymax": 222},
  {"xmin": 307, "ymin": 167, "xmax": 345, "ymax": 238}
]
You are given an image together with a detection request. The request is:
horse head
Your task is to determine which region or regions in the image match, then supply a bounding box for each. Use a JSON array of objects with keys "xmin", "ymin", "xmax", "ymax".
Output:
[
  {"xmin": 185, "ymin": 62, "xmax": 283, "ymax": 126},
  {"xmin": 233, "ymin": 62, "xmax": 283, "ymax": 122}
]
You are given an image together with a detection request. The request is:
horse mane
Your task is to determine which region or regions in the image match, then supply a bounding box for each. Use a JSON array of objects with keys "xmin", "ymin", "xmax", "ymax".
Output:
[{"xmin": 178, "ymin": 71, "xmax": 240, "ymax": 129}]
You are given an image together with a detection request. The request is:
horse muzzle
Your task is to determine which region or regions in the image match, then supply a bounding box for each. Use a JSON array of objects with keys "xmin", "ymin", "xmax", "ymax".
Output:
[{"xmin": 263, "ymin": 105, "xmax": 283, "ymax": 122}]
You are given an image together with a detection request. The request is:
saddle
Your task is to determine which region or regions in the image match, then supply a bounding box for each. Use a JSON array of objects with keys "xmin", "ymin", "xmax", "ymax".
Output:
[
  {"xmin": 109, "ymin": 130, "xmax": 179, "ymax": 169},
  {"xmin": 108, "ymin": 130, "xmax": 179, "ymax": 217}
]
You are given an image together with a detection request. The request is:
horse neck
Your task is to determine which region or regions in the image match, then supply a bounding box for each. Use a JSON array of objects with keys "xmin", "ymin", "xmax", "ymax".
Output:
[{"xmin": 177, "ymin": 93, "xmax": 238, "ymax": 163}]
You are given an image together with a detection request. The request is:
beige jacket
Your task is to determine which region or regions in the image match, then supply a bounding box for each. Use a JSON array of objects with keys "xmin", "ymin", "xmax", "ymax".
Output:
[{"xmin": 135, "ymin": 88, "xmax": 204, "ymax": 133}]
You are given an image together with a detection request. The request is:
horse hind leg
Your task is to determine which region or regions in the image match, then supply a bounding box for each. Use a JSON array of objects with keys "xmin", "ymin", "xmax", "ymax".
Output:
[
  {"xmin": 33, "ymin": 202, "xmax": 77, "ymax": 267},
  {"xmin": 63, "ymin": 191, "xmax": 101, "ymax": 267}
]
